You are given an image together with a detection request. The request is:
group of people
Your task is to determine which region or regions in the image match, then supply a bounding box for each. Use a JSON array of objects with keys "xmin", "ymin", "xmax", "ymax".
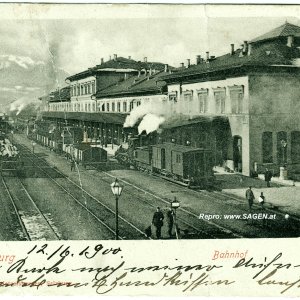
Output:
[
  {"xmin": 146, "ymin": 207, "xmax": 176, "ymax": 239},
  {"xmin": 246, "ymin": 187, "xmax": 266, "ymax": 211}
]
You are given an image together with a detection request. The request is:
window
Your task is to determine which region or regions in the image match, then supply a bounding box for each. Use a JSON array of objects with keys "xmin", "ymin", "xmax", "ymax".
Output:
[
  {"xmin": 85, "ymin": 103, "xmax": 87, "ymax": 111},
  {"xmin": 81, "ymin": 85, "xmax": 84, "ymax": 95},
  {"xmin": 291, "ymin": 131, "xmax": 300, "ymax": 163},
  {"xmin": 277, "ymin": 131, "xmax": 287, "ymax": 165},
  {"xmin": 129, "ymin": 101, "xmax": 134, "ymax": 111},
  {"xmin": 88, "ymin": 84, "xmax": 91, "ymax": 94},
  {"xmin": 88, "ymin": 103, "xmax": 91, "ymax": 112},
  {"xmin": 197, "ymin": 90, "xmax": 208, "ymax": 113},
  {"xmin": 112, "ymin": 102, "xmax": 115, "ymax": 112},
  {"xmin": 101, "ymin": 104, "xmax": 105, "ymax": 112},
  {"xmin": 176, "ymin": 154, "xmax": 181, "ymax": 163},
  {"xmin": 168, "ymin": 92, "xmax": 177, "ymax": 102},
  {"xmin": 183, "ymin": 91, "xmax": 193, "ymax": 113},
  {"xmin": 77, "ymin": 85, "xmax": 80, "ymax": 96},
  {"xmin": 214, "ymin": 89, "xmax": 226, "ymax": 114},
  {"xmin": 183, "ymin": 92, "xmax": 192, "ymax": 102},
  {"xmin": 117, "ymin": 102, "xmax": 121, "ymax": 112},
  {"xmin": 92, "ymin": 103, "xmax": 95, "ymax": 111},
  {"xmin": 229, "ymin": 86, "xmax": 244, "ymax": 113},
  {"xmin": 262, "ymin": 132, "xmax": 273, "ymax": 163},
  {"xmin": 92, "ymin": 81, "xmax": 95, "ymax": 93},
  {"xmin": 123, "ymin": 102, "xmax": 127, "ymax": 112},
  {"xmin": 85, "ymin": 84, "xmax": 88, "ymax": 95},
  {"xmin": 106, "ymin": 103, "xmax": 110, "ymax": 112}
]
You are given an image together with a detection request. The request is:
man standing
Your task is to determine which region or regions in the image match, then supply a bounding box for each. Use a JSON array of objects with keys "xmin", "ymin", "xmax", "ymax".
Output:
[
  {"xmin": 152, "ymin": 207, "xmax": 164, "ymax": 239},
  {"xmin": 264, "ymin": 168, "xmax": 272, "ymax": 187},
  {"xmin": 166, "ymin": 208, "xmax": 174, "ymax": 238},
  {"xmin": 245, "ymin": 186, "xmax": 255, "ymax": 212},
  {"xmin": 71, "ymin": 160, "xmax": 75, "ymax": 172}
]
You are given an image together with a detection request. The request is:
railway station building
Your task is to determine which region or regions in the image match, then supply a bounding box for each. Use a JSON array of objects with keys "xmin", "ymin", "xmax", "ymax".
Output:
[
  {"xmin": 160, "ymin": 22, "xmax": 300, "ymax": 178},
  {"xmin": 39, "ymin": 56, "xmax": 169, "ymax": 147}
]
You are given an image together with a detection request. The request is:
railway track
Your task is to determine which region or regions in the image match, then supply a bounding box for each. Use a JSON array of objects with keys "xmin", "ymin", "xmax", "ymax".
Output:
[
  {"xmin": 17, "ymin": 143, "xmax": 149, "ymax": 240},
  {"xmin": 1, "ymin": 176, "xmax": 60, "ymax": 241},
  {"xmin": 17, "ymin": 143, "xmax": 242, "ymax": 239},
  {"xmin": 16, "ymin": 139, "xmax": 300, "ymax": 239}
]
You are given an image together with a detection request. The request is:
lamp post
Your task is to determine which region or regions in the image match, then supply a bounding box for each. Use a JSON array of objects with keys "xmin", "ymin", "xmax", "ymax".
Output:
[
  {"xmin": 111, "ymin": 178, "xmax": 123, "ymax": 240},
  {"xmin": 32, "ymin": 141, "xmax": 36, "ymax": 154},
  {"xmin": 171, "ymin": 197, "xmax": 180, "ymax": 239}
]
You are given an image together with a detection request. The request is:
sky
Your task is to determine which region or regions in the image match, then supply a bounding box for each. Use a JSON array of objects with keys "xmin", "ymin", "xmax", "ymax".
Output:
[{"xmin": 1, "ymin": 4, "xmax": 300, "ymax": 75}]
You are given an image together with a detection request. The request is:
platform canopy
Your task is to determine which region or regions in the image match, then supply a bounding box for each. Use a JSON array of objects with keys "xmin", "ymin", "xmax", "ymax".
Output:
[{"xmin": 41, "ymin": 111, "xmax": 127, "ymax": 125}]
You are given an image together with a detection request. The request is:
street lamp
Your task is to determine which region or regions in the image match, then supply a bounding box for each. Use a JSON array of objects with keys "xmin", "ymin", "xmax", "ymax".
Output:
[
  {"xmin": 171, "ymin": 197, "xmax": 180, "ymax": 239},
  {"xmin": 111, "ymin": 178, "xmax": 123, "ymax": 240},
  {"xmin": 32, "ymin": 141, "xmax": 36, "ymax": 154}
]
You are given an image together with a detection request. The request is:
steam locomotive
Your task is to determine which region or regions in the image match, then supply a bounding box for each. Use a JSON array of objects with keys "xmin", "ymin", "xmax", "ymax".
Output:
[{"xmin": 116, "ymin": 136, "xmax": 215, "ymax": 188}]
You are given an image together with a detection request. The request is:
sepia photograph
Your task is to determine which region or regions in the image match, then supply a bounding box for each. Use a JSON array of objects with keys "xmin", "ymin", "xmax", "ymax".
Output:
[
  {"xmin": 1, "ymin": 3, "xmax": 300, "ymax": 244},
  {"xmin": 1, "ymin": 3, "xmax": 300, "ymax": 297}
]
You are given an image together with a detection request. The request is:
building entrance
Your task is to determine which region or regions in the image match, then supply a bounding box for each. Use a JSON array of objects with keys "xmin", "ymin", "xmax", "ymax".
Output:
[{"xmin": 233, "ymin": 136, "xmax": 242, "ymax": 172}]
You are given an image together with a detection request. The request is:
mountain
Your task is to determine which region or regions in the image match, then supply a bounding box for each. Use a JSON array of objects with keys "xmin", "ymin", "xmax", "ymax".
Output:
[{"xmin": 0, "ymin": 54, "xmax": 69, "ymax": 114}]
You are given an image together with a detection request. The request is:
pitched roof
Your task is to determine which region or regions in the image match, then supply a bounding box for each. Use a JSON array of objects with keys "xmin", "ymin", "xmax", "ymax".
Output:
[
  {"xmin": 251, "ymin": 22, "xmax": 300, "ymax": 43},
  {"xmin": 95, "ymin": 70, "xmax": 169, "ymax": 98},
  {"xmin": 161, "ymin": 39, "xmax": 300, "ymax": 82},
  {"xmin": 66, "ymin": 57, "xmax": 167, "ymax": 81},
  {"xmin": 49, "ymin": 86, "xmax": 70, "ymax": 102}
]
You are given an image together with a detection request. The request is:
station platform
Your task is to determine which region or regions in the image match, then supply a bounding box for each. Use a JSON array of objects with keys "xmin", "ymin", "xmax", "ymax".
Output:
[{"xmin": 213, "ymin": 168, "xmax": 300, "ymax": 217}]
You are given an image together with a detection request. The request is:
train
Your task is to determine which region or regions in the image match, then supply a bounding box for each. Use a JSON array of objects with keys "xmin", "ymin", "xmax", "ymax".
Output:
[
  {"xmin": 30, "ymin": 122, "xmax": 108, "ymax": 168},
  {"xmin": 116, "ymin": 136, "xmax": 215, "ymax": 188}
]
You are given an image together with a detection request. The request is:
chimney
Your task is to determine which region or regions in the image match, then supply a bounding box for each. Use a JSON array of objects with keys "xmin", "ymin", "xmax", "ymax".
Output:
[
  {"xmin": 230, "ymin": 44, "xmax": 235, "ymax": 55},
  {"xmin": 101, "ymin": 58, "xmax": 104, "ymax": 64},
  {"xmin": 164, "ymin": 64, "xmax": 168, "ymax": 72},
  {"xmin": 196, "ymin": 55, "xmax": 201, "ymax": 65},
  {"xmin": 109, "ymin": 55, "xmax": 111, "ymax": 60},
  {"xmin": 113, "ymin": 54, "xmax": 117, "ymax": 61},
  {"xmin": 247, "ymin": 43, "xmax": 252, "ymax": 56},
  {"xmin": 187, "ymin": 59, "xmax": 191, "ymax": 67},
  {"xmin": 243, "ymin": 41, "xmax": 248, "ymax": 54},
  {"xmin": 180, "ymin": 62, "xmax": 184, "ymax": 68},
  {"xmin": 287, "ymin": 35, "xmax": 294, "ymax": 47},
  {"xmin": 206, "ymin": 51, "xmax": 209, "ymax": 61},
  {"xmin": 144, "ymin": 57, "xmax": 147, "ymax": 62},
  {"xmin": 128, "ymin": 56, "xmax": 131, "ymax": 60}
]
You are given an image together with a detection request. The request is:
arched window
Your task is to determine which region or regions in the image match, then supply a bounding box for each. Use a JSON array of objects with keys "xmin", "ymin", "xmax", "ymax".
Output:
[
  {"xmin": 262, "ymin": 132, "xmax": 273, "ymax": 163},
  {"xmin": 106, "ymin": 103, "xmax": 110, "ymax": 112},
  {"xmin": 291, "ymin": 131, "xmax": 300, "ymax": 163},
  {"xmin": 112, "ymin": 102, "xmax": 115, "ymax": 112},
  {"xmin": 117, "ymin": 102, "xmax": 121, "ymax": 112},
  {"xmin": 277, "ymin": 131, "xmax": 287, "ymax": 165}
]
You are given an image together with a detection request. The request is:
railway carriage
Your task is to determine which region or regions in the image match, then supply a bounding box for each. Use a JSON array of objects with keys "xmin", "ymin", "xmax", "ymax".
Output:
[{"xmin": 151, "ymin": 143, "xmax": 214, "ymax": 187}]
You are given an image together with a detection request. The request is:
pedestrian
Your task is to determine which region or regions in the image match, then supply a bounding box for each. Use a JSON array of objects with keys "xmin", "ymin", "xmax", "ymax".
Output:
[
  {"xmin": 245, "ymin": 186, "xmax": 255, "ymax": 212},
  {"xmin": 166, "ymin": 208, "xmax": 174, "ymax": 238},
  {"xmin": 258, "ymin": 192, "xmax": 265, "ymax": 208},
  {"xmin": 258, "ymin": 192, "xmax": 267, "ymax": 227},
  {"xmin": 71, "ymin": 160, "xmax": 75, "ymax": 172},
  {"xmin": 152, "ymin": 207, "xmax": 164, "ymax": 239},
  {"xmin": 264, "ymin": 168, "xmax": 272, "ymax": 187}
]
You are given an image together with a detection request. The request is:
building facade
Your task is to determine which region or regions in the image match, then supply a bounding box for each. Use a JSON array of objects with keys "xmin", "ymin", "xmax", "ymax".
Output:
[{"xmin": 161, "ymin": 22, "xmax": 300, "ymax": 177}]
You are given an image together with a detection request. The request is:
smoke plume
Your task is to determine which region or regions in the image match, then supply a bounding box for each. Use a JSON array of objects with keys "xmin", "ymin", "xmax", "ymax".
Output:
[
  {"xmin": 124, "ymin": 98, "xmax": 173, "ymax": 134},
  {"xmin": 138, "ymin": 113, "xmax": 165, "ymax": 134}
]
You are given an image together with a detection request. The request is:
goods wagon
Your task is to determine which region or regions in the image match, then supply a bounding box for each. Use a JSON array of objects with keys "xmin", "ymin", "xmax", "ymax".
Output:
[{"xmin": 68, "ymin": 143, "xmax": 107, "ymax": 168}]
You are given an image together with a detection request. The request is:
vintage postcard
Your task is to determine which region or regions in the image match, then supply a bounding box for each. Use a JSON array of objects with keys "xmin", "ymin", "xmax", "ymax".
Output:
[{"xmin": 0, "ymin": 2, "xmax": 300, "ymax": 297}]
